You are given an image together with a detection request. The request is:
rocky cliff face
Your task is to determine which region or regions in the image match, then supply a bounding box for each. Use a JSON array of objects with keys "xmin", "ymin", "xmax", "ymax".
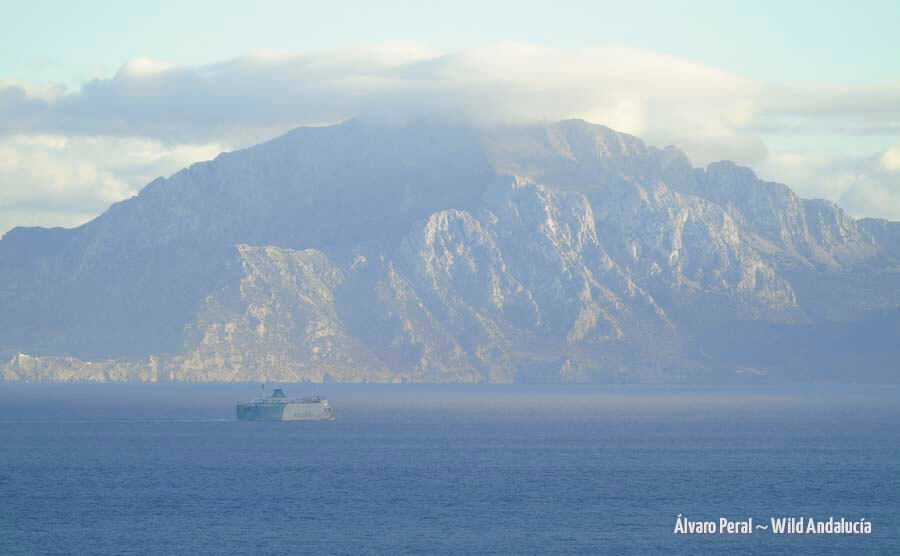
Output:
[{"xmin": 2, "ymin": 120, "xmax": 898, "ymax": 382}]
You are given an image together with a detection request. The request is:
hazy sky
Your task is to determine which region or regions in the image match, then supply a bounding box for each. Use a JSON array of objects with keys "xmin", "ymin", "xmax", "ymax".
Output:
[{"xmin": 2, "ymin": 0, "xmax": 899, "ymax": 234}]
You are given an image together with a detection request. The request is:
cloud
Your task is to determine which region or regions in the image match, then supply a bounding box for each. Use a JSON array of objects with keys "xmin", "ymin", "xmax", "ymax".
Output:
[
  {"xmin": 752, "ymin": 83, "xmax": 900, "ymax": 136},
  {"xmin": 880, "ymin": 146, "xmax": 900, "ymax": 172},
  {"xmin": 3, "ymin": 43, "xmax": 898, "ymax": 158},
  {"xmin": 0, "ymin": 43, "xmax": 762, "ymax": 160},
  {"xmin": 2, "ymin": 42, "xmax": 900, "ymax": 233},
  {"xmin": 757, "ymin": 145, "xmax": 900, "ymax": 221},
  {"xmin": 0, "ymin": 134, "xmax": 225, "ymax": 235},
  {"xmin": 839, "ymin": 146, "xmax": 900, "ymax": 220}
]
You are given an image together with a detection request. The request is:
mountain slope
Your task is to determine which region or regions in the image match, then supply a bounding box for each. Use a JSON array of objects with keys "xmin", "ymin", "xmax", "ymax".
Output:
[{"xmin": 2, "ymin": 119, "xmax": 897, "ymax": 382}]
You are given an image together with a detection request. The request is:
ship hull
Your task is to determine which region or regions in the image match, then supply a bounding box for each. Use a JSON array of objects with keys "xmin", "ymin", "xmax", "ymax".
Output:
[{"xmin": 236, "ymin": 401, "xmax": 334, "ymax": 422}]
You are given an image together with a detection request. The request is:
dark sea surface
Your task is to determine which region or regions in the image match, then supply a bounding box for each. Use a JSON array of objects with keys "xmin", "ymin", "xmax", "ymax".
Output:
[{"xmin": 1, "ymin": 383, "xmax": 898, "ymax": 555}]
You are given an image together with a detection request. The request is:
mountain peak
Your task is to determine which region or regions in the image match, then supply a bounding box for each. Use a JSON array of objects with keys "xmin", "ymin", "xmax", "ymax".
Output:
[
  {"xmin": 706, "ymin": 159, "xmax": 759, "ymax": 182},
  {"xmin": 2, "ymin": 119, "xmax": 898, "ymax": 382}
]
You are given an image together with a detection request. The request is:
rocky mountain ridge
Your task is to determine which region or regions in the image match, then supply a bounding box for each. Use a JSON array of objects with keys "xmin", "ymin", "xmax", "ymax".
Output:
[{"xmin": 2, "ymin": 119, "xmax": 898, "ymax": 382}]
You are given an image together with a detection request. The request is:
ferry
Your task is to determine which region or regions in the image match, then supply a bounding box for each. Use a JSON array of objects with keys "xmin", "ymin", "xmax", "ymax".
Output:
[{"xmin": 236, "ymin": 388, "xmax": 335, "ymax": 421}]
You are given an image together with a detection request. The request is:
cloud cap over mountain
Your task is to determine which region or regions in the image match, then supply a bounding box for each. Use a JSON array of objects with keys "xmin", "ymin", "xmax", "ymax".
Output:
[
  {"xmin": 2, "ymin": 42, "xmax": 900, "ymax": 234},
  {"xmin": 3, "ymin": 43, "xmax": 899, "ymax": 157}
]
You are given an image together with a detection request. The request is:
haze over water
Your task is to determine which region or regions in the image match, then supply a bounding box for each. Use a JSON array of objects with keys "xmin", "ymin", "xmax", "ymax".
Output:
[{"xmin": 1, "ymin": 383, "xmax": 898, "ymax": 555}]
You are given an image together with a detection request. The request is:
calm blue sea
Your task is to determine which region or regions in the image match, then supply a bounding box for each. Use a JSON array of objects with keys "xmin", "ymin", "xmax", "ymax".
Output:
[{"xmin": 1, "ymin": 383, "xmax": 898, "ymax": 555}]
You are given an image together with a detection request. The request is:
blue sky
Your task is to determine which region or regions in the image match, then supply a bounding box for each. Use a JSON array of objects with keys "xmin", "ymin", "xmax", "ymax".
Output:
[{"xmin": 1, "ymin": 0, "xmax": 899, "ymax": 233}]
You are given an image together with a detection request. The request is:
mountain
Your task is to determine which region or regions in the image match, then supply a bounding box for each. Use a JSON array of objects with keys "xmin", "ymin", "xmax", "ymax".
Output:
[{"xmin": 2, "ymin": 119, "xmax": 898, "ymax": 383}]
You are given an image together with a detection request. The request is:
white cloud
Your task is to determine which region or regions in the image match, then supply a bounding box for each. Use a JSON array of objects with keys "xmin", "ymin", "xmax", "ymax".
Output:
[
  {"xmin": 0, "ymin": 134, "xmax": 226, "ymax": 235},
  {"xmin": 2, "ymin": 43, "xmax": 897, "ymax": 156},
  {"xmin": 838, "ymin": 147, "xmax": 900, "ymax": 221},
  {"xmin": 840, "ymin": 177, "xmax": 900, "ymax": 221},
  {"xmin": 880, "ymin": 146, "xmax": 900, "ymax": 172},
  {"xmin": 758, "ymin": 146, "xmax": 900, "ymax": 221},
  {"xmin": 1, "ymin": 42, "xmax": 899, "ymax": 233},
  {"xmin": 116, "ymin": 58, "xmax": 171, "ymax": 77},
  {"xmin": 0, "ymin": 43, "xmax": 761, "ymax": 160}
]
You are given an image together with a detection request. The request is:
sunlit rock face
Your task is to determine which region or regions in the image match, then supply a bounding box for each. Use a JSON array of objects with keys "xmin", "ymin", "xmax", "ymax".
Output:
[{"xmin": 2, "ymin": 119, "xmax": 898, "ymax": 382}]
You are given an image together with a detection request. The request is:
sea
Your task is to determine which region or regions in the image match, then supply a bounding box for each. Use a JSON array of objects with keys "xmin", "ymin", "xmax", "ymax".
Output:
[{"xmin": 1, "ymin": 383, "xmax": 898, "ymax": 555}]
